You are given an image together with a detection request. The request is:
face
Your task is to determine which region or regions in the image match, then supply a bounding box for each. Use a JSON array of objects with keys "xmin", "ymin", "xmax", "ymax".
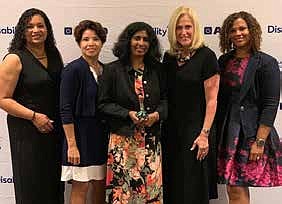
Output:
[
  {"xmin": 130, "ymin": 30, "xmax": 150, "ymax": 58},
  {"xmin": 176, "ymin": 14, "xmax": 194, "ymax": 48},
  {"xmin": 229, "ymin": 18, "xmax": 251, "ymax": 50},
  {"xmin": 79, "ymin": 29, "xmax": 103, "ymax": 59},
  {"xmin": 25, "ymin": 14, "xmax": 48, "ymax": 46}
]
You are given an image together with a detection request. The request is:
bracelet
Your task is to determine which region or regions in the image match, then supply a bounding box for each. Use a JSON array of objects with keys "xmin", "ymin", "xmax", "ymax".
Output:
[
  {"xmin": 31, "ymin": 111, "xmax": 36, "ymax": 121},
  {"xmin": 201, "ymin": 128, "xmax": 210, "ymax": 136}
]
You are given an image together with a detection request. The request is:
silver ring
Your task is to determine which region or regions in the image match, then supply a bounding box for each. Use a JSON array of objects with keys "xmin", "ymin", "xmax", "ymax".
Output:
[{"xmin": 257, "ymin": 156, "xmax": 260, "ymax": 160}]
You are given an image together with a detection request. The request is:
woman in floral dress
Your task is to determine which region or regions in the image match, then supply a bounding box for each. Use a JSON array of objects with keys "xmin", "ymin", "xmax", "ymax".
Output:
[
  {"xmin": 217, "ymin": 11, "xmax": 282, "ymax": 204},
  {"xmin": 98, "ymin": 22, "xmax": 167, "ymax": 203}
]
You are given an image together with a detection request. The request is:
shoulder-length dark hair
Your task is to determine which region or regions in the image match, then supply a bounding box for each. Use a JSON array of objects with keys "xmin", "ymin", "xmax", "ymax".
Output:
[
  {"xmin": 219, "ymin": 11, "xmax": 262, "ymax": 54},
  {"xmin": 9, "ymin": 8, "xmax": 56, "ymax": 52},
  {"xmin": 113, "ymin": 22, "xmax": 161, "ymax": 65}
]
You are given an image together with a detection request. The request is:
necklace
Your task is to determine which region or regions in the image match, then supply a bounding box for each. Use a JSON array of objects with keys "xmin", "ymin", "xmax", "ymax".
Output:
[
  {"xmin": 177, "ymin": 50, "xmax": 195, "ymax": 63},
  {"xmin": 26, "ymin": 47, "xmax": 47, "ymax": 60},
  {"xmin": 36, "ymin": 55, "xmax": 47, "ymax": 60}
]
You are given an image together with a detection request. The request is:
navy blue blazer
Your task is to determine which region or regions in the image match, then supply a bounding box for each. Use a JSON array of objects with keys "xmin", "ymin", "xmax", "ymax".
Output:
[
  {"xmin": 60, "ymin": 56, "xmax": 101, "ymax": 124},
  {"xmin": 217, "ymin": 51, "xmax": 280, "ymax": 144},
  {"xmin": 60, "ymin": 56, "xmax": 107, "ymax": 166}
]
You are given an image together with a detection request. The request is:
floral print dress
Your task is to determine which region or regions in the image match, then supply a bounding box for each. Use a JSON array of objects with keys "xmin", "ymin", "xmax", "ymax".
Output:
[
  {"xmin": 217, "ymin": 56, "xmax": 282, "ymax": 186},
  {"xmin": 105, "ymin": 69, "xmax": 163, "ymax": 204}
]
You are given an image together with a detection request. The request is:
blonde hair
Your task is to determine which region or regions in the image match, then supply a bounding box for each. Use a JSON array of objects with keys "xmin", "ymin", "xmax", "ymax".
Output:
[{"xmin": 167, "ymin": 6, "xmax": 204, "ymax": 55}]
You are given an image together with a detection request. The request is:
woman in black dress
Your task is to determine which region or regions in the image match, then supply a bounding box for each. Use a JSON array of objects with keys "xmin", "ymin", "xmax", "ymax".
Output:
[
  {"xmin": 60, "ymin": 20, "xmax": 108, "ymax": 204},
  {"xmin": 162, "ymin": 6, "xmax": 220, "ymax": 204},
  {"xmin": 0, "ymin": 8, "xmax": 63, "ymax": 204}
]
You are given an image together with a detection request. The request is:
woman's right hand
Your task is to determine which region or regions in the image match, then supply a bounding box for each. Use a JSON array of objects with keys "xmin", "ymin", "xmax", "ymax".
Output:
[
  {"xmin": 67, "ymin": 146, "xmax": 80, "ymax": 165},
  {"xmin": 31, "ymin": 112, "xmax": 54, "ymax": 133}
]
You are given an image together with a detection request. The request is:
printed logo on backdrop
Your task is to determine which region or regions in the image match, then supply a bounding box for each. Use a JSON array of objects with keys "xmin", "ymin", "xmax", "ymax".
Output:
[
  {"xmin": 153, "ymin": 26, "xmax": 167, "ymax": 37},
  {"xmin": 203, "ymin": 26, "xmax": 221, "ymax": 35},
  {"xmin": 0, "ymin": 176, "xmax": 13, "ymax": 184},
  {"xmin": 0, "ymin": 26, "xmax": 15, "ymax": 35},
  {"xmin": 268, "ymin": 25, "xmax": 282, "ymax": 33},
  {"xmin": 64, "ymin": 27, "xmax": 73, "ymax": 35},
  {"xmin": 64, "ymin": 26, "xmax": 167, "ymax": 37}
]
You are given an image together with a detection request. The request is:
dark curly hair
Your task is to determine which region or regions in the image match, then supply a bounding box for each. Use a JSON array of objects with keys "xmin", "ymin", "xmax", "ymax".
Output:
[
  {"xmin": 113, "ymin": 22, "xmax": 161, "ymax": 65},
  {"xmin": 74, "ymin": 20, "xmax": 107, "ymax": 44},
  {"xmin": 9, "ymin": 8, "xmax": 56, "ymax": 52},
  {"xmin": 219, "ymin": 11, "xmax": 262, "ymax": 53}
]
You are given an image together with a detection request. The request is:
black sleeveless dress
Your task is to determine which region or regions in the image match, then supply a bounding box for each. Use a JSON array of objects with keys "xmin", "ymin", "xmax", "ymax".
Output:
[{"xmin": 7, "ymin": 47, "xmax": 63, "ymax": 204}]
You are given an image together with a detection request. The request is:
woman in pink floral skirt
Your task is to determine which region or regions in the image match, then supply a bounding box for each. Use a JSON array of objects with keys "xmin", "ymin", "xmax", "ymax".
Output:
[{"xmin": 217, "ymin": 11, "xmax": 282, "ymax": 204}]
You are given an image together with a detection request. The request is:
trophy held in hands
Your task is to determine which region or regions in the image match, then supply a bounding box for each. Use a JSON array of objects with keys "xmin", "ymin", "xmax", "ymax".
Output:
[{"xmin": 134, "ymin": 69, "xmax": 148, "ymax": 126}]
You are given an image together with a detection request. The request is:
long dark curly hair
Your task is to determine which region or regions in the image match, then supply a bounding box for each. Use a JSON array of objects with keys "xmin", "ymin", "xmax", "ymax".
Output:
[
  {"xmin": 9, "ymin": 8, "xmax": 56, "ymax": 52},
  {"xmin": 219, "ymin": 11, "xmax": 262, "ymax": 53},
  {"xmin": 113, "ymin": 22, "xmax": 161, "ymax": 65}
]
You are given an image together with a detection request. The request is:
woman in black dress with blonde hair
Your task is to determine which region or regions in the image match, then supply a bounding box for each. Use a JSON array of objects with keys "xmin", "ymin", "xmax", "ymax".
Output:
[{"xmin": 162, "ymin": 6, "xmax": 220, "ymax": 204}]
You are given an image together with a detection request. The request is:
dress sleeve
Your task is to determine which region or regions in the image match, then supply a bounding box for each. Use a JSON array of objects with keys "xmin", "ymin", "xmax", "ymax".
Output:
[
  {"xmin": 201, "ymin": 48, "xmax": 220, "ymax": 80},
  {"xmin": 98, "ymin": 64, "xmax": 129, "ymax": 119},
  {"xmin": 60, "ymin": 64, "xmax": 78, "ymax": 124}
]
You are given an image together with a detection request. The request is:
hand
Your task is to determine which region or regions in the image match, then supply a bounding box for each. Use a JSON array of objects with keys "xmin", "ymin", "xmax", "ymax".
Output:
[
  {"xmin": 67, "ymin": 146, "xmax": 80, "ymax": 165},
  {"xmin": 129, "ymin": 111, "xmax": 145, "ymax": 125},
  {"xmin": 144, "ymin": 112, "xmax": 159, "ymax": 127},
  {"xmin": 249, "ymin": 142, "xmax": 264, "ymax": 161},
  {"xmin": 190, "ymin": 133, "xmax": 209, "ymax": 161},
  {"xmin": 31, "ymin": 112, "xmax": 54, "ymax": 133}
]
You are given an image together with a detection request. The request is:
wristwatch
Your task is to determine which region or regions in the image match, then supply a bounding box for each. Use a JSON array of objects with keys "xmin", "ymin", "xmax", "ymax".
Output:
[{"xmin": 256, "ymin": 138, "xmax": 266, "ymax": 147}]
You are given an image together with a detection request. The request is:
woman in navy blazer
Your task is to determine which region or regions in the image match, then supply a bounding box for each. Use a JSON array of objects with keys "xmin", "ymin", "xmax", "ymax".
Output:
[
  {"xmin": 217, "ymin": 11, "xmax": 282, "ymax": 204},
  {"xmin": 60, "ymin": 20, "xmax": 108, "ymax": 204}
]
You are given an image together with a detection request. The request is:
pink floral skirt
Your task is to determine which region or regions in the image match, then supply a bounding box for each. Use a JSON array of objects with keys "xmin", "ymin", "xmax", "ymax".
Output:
[
  {"xmin": 218, "ymin": 125, "xmax": 282, "ymax": 187},
  {"xmin": 105, "ymin": 130, "xmax": 163, "ymax": 203}
]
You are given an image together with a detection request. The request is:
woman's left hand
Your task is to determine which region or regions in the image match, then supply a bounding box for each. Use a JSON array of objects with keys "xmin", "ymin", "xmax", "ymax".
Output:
[
  {"xmin": 249, "ymin": 142, "xmax": 264, "ymax": 161},
  {"xmin": 32, "ymin": 112, "xmax": 54, "ymax": 133},
  {"xmin": 144, "ymin": 112, "xmax": 159, "ymax": 127},
  {"xmin": 190, "ymin": 133, "xmax": 209, "ymax": 160}
]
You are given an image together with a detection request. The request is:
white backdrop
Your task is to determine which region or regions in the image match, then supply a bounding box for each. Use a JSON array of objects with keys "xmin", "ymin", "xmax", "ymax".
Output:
[{"xmin": 0, "ymin": 1, "xmax": 282, "ymax": 203}]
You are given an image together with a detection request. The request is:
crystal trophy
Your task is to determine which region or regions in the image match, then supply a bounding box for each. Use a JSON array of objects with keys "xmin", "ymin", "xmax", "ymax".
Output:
[{"xmin": 136, "ymin": 93, "xmax": 148, "ymax": 120}]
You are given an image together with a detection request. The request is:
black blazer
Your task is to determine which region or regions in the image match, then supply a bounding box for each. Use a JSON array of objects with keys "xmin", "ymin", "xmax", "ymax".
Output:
[
  {"xmin": 217, "ymin": 51, "xmax": 280, "ymax": 143},
  {"xmin": 98, "ymin": 59, "xmax": 167, "ymax": 137}
]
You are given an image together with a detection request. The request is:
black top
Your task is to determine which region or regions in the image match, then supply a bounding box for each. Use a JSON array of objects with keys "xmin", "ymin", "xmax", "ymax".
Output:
[
  {"xmin": 60, "ymin": 57, "xmax": 107, "ymax": 166},
  {"xmin": 12, "ymin": 47, "xmax": 62, "ymax": 122},
  {"xmin": 7, "ymin": 47, "xmax": 63, "ymax": 204},
  {"xmin": 98, "ymin": 59, "xmax": 167, "ymax": 137},
  {"xmin": 164, "ymin": 46, "xmax": 219, "ymax": 145}
]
